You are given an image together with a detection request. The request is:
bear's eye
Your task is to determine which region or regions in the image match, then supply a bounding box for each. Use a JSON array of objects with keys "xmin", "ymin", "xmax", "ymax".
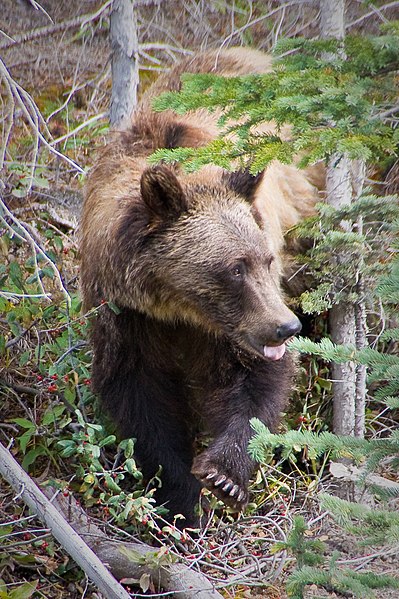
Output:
[
  {"xmin": 266, "ymin": 256, "xmax": 274, "ymax": 271},
  {"xmin": 230, "ymin": 262, "xmax": 246, "ymax": 278}
]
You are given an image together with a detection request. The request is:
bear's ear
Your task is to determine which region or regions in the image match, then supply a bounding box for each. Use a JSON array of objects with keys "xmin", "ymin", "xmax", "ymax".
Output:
[
  {"xmin": 224, "ymin": 169, "xmax": 264, "ymax": 203},
  {"xmin": 140, "ymin": 165, "xmax": 188, "ymax": 221}
]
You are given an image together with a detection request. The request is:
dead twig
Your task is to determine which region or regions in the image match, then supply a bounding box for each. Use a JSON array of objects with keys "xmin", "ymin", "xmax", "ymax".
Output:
[{"xmin": 0, "ymin": 57, "xmax": 84, "ymax": 176}]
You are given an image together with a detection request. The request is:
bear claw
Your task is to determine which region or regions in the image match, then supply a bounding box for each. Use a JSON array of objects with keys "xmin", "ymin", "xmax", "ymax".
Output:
[
  {"xmin": 214, "ymin": 475, "xmax": 227, "ymax": 487},
  {"xmin": 237, "ymin": 490, "xmax": 245, "ymax": 502},
  {"xmin": 229, "ymin": 484, "xmax": 239, "ymax": 497},
  {"xmin": 191, "ymin": 456, "xmax": 248, "ymax": 511}
]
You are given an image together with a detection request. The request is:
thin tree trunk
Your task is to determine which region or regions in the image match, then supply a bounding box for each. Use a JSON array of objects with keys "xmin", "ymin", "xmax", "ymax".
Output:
[
  {"xmin": 353, "ymin": 160, "xmax": 368, "ymax": 438},
  {"xmin": 319, "ymin": 0, "xmax": 367, "ymax": 437},
  {"xmin": 327, "ymin": 154, "xmax": 357, "ymax": 436},
  {"xmin": 110, "ymin": 0, "xmax": 139, "ymax": 129},
  {"xmin": 319, "ymin": 0, "xmax": 346, "ymax": 42}
]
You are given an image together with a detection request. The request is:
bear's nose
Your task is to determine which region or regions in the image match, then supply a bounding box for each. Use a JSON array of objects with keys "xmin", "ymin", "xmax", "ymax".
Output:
[{"xmin": 276, "ymin": 318, "xmax": 302, "ymax": 341}]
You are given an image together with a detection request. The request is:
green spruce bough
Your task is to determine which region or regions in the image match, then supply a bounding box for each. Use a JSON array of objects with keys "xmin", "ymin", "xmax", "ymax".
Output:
[{"xmin": 151, "ymin": 26, "xmax": 399, "ymax": 173}]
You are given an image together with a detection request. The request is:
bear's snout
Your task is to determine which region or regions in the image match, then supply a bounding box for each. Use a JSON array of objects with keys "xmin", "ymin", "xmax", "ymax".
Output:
[
  {"xmin": 276, "ymin": 317, "xmax": 302, "ymax": 341},
  {"xmin": 241, "ymin": 314, "xmax": 302, "ymax": 360}
]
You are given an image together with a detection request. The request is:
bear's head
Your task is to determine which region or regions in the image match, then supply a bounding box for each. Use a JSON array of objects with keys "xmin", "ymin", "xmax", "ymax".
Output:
[{"xmin": 133, "ymin": 164, "xmax": 301, "ymax": 361}]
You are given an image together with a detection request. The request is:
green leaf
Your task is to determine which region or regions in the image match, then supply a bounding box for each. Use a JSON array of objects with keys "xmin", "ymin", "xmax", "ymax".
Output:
[
  {"xmin": 19, "ymin": 430, "xmax": 34, "ymax": 455},
  {"xmin": 107, "ymin": 301, "xmax": 121, "ymax": 315},
  {"xmin": 40, "ymin": 267, "xmax": 55, "ymax": 280},
  {"xmin": 59, "ymin": 445, "xmax": 77, "ymax": 458},
  {"xmin": 139, "ymin": 573, "xmax": 151, "ymax": 593},
  {"xmin": 9, "ymin": 261, "xmax": 23, "ymax": 289},
  {"xmin": 42, "ymin": 404, "xmax": 66, "ymax": 426},
  {"xmin": 33, "ymin": 175, "xmax": 49, "ymax": 189},
  {"xmin": 9, "ymin": 580, "xmax": 38, "ymax": 599},
  {"xmin": 22, "ymin": 446, "xmax": 47, "ymax": 471},
  {"xmin": 53, "ymin": 236, "xmax": 63, "ymax": 251},
  {"xmin": 19, "ymin": 351, "xmax": 30, "ymax": 367},
  {"xmin": 98, "ymin": 435, "xmax": 116, "ymax": 448},
  {"xmin": 104, "ymin": 473, "xmax": 122, "ymax": 493},
  {"xmin": 12, "ymin": 418, "xmax": 35, "ymax": 430},
  {"xmin": 64, "ymin": 386, "xmax": 76, "ymax": 404},
  {"xmin": 125, "ymin": 458, "xmax": 138, "ymax": 475},
  {"xmin": 0, "ymin": 525, "xmax": 13, "ymax": 538},
  {"xmin": 120, "ymin": 438, "xmax": 135, "ymax": 458},
  {"xmin": 11, "ymin": 188, "xmax": 27, "ymax": 198}
]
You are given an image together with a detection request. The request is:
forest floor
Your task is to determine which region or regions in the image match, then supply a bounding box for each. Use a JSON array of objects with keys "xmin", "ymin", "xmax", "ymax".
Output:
[{"xmin": 1, "ymin": 1, "xmax": 399, "ymax": 598}]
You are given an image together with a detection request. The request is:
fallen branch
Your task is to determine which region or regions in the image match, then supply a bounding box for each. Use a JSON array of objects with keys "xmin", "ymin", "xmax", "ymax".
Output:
[{"xmin": 0, "ymin": 442, "xmax": 223, "ymax": 598}]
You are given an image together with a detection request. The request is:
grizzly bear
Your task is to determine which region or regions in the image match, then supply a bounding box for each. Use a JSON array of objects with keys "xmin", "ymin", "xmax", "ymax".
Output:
[{"xmin": 80, "ymin": 48, "xmax": 319, "ymax": 526}]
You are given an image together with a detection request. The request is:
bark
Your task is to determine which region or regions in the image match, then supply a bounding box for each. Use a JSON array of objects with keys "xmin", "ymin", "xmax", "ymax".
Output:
[
  {"xmin": 324, "ymin": 158, "xmax": 358, "ymax": 438},
  {"xmin": 319, "ymin": 0, "xmax": 346, "ymax": 41},
  {"xmin": 0, "ymin": 442, "xmax": 223, "ymax": 599},
  {"xmin": 352, "ymin": 161, "xmax": 367, "ymax": 438},
  {"xmin": 354, "ymin": 296, "xmax": 367, "ymax": 437},
  {"xmin": 330, "ymin": 303, "xmax": 357, "ymax": 436},
  {"xmin": 319, "ymin": 1, "xmax": 367, "ymax": 437},
  {"xmin": 110, "ymin": 0, "xmax": 139, "ymax": 129}
]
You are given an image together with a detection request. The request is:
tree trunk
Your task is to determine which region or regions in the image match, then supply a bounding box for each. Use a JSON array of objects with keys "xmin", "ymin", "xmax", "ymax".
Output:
[
  {"xmin": 319, "ymin": 0, "xmax": 346, "ymax": 42},
  {"xmin": 319, "ymin": 0, "xmax": 367, "ymax": 437},
  {"xmin": 110, "ymin": 0, "xmax": 139, "ymax": 129}
]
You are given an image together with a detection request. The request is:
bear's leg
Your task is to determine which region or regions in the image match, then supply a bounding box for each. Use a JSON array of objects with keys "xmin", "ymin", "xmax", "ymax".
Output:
[
  {"xmin": 97, "ymin": 368, "xmax": 202, "ymax": 526},
  {"xmin": 192, "ymin": 354, "xmax": 294, "ymax": 511}
]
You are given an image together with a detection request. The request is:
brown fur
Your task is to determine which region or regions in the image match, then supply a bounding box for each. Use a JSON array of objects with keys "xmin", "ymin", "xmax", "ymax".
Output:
[{"xmin": 80, "ymin": 48, "xmax": 320, "ymax": 526}]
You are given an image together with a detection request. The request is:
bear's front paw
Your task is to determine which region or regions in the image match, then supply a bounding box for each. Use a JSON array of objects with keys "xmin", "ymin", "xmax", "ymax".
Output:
[{"xmin": 191, "ymin": 454, "xmax": 249, "ymax": 511}]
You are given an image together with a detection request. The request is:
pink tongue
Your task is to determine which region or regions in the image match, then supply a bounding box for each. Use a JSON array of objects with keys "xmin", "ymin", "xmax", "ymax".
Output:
[{"xmin": 263, "ymin": 343, "xmax": 286, "ymax": 361}]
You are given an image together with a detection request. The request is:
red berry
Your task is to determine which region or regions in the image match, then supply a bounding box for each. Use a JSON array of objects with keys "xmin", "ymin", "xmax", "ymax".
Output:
[
  {"xmin": 36, "ymin": 375, "xmax": 43, "ymax": 381},
  {"xmin": 51, "ymin": 374, "xmax": 58, "ymax": 380}
]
